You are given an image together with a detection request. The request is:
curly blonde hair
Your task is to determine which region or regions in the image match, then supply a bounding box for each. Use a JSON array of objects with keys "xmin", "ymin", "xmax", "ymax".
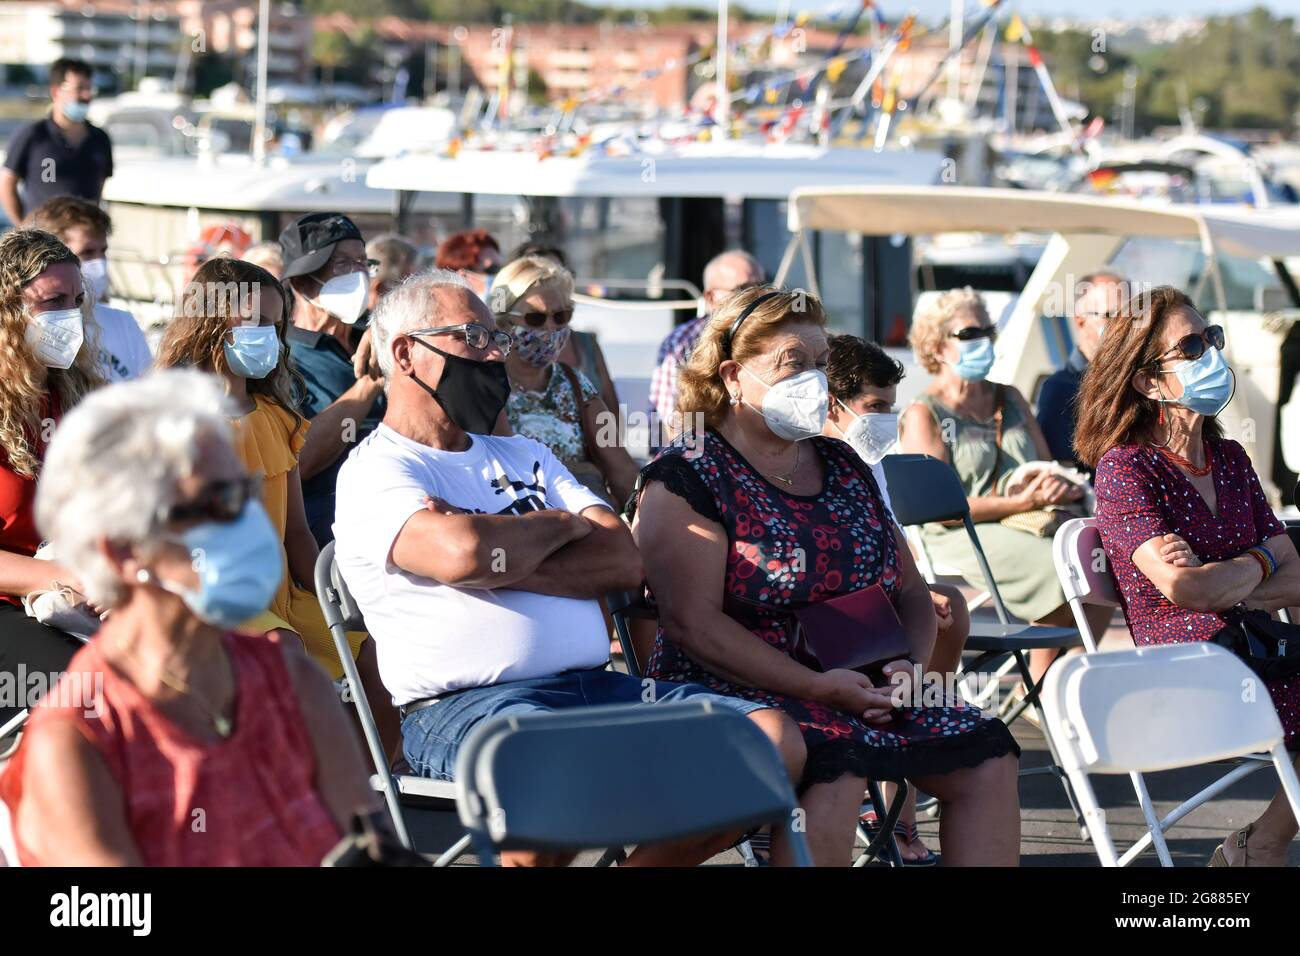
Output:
[
  {"xmin": 679, "ymin": 285, "xmax": 828, "ymax": 430},
  {"xmin": 0, "ymin": 228, "xmax": 104, "ymax": 478},
  {"xmin": 155, "ymin": 256, "xmax": 305, "ymax": 429},
  {"xmin": 909, "ymin": 286, "xmax": 991, "ymax": 374}
]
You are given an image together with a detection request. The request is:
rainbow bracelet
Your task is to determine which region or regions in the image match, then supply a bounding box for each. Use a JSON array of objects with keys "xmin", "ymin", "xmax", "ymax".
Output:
[{"xmin": 1245, "ymin": 547, "xmax": 1273, "ymax": 582}]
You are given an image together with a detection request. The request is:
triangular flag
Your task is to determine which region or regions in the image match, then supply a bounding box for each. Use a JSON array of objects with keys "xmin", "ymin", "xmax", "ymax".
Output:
[
  {"xmin": 1005, "ymin": 14, "xmax": 1025, "ymax": 43},
  {"xmin": 827, "ymin": 57, "xmax": 848, "ymax": 83}
]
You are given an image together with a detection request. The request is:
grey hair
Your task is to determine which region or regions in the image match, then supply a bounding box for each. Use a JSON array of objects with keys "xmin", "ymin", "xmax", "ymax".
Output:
[
  {"xmin": 367, "ymin": 233, "xmax": 420, "ymax": 281},
  {"xmin": 370, "ymin": 268, "xmax": 472, "ymax": 380},
  {"xmin": 1074, "ymin": 271, "xmax": 1127, "ymax": 307},
  {"xmin": 703, "ymin": 249, "xmax": 764, "ymax": 293},
  {"xmin": 34, "ymin": 369, "xmax": 237, "ymax": 608}
]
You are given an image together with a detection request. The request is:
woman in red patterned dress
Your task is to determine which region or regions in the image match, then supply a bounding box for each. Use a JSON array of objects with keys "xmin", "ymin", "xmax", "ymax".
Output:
[
  {"xmin": 633, "ymin": 286, "xmax": 1021, "ymax": 867},
  {"xmin": 1078, "ymin": 285, "xmax": 1300, "ymax": 867}
]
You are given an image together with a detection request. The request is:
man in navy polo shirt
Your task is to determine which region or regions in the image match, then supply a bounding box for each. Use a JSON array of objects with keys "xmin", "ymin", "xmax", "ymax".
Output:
[
  {"xmin": 1, "ymin": 59, "xmax": 113, "ymax": 225},
  {"xmin": 281, "ymin": 212, "xmax": 387, "ymax": 545},
  {"xmin": 1035, "ymin": 271, "xmax": 1126, "ymax": 472}
]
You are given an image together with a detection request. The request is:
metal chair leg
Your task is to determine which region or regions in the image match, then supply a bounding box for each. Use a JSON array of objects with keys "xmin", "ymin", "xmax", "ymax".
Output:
[{"xmin": 856, "ymin": 779, "xmax": 909, "ymax": 867}]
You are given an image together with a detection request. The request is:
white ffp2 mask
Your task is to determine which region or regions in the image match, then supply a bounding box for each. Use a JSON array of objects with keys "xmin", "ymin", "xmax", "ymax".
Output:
[
  {"xmin": 312, "ymin": 270, "xmax": 368, "ymax": 325},
  {"xmin": 81, "ymin": 257, "xmax": 109, "ymax": 301},
  {"xmin": 739, "ymin": 366, "xmax": 829, "ymax": 442},
  {"xmin": 25, "ymin": 308, "xmax": 85, "ymax": 369},
  {"xmin": 833, "ymin": 403, "xmax": 899, "ymax": 465}
]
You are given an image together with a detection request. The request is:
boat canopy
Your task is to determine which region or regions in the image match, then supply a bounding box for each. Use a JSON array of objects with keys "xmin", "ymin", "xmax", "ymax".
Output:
[
  {"xmin": 785, "ymin": 185, "xmax": 1300, "ymax": 261},
  {"xmin": 365, "ymin": 142, "xmax": 946, "ymax": 200}
]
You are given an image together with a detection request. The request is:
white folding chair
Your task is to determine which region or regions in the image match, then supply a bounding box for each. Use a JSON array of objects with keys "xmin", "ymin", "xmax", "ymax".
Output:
[
  {"xmin": 1042, "ymin": 642, "xmax": 1300, "ymax": 866},
  {"xmin": 1053, "ymin": 516, "xmax": 1280, "ymax": 865}
]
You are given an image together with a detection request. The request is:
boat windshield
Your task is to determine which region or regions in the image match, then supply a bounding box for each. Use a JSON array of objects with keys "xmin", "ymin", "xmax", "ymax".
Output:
[{"xmin": 1106, "ymin": 237, "xmax": 1294, "ymax": 311}]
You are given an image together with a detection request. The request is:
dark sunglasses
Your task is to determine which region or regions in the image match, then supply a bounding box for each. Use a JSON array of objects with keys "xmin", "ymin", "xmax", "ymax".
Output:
[
  {"xmin": 950, "ymin": 325, "xmax": 996, "ymax": 342},
  {"xmin": 508, "ymin": 308, "xmax": 573, "ymax": 328},
  {"xmin": 162, "ymin": 475, "xmax": 263, "ymax": 525},
  {"xmin": 1149, "ymin": 325, "xmax": 1225, "ymax": 368}
]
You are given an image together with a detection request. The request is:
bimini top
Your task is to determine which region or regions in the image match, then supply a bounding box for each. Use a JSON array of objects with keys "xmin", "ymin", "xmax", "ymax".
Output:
[
  {"xmin": 786, "ymin": 185, "xmax": 1300, "ymax": 261},
  {"xmin": 365, "ymin": 141, "xmax": 946, "ymax": 200}
]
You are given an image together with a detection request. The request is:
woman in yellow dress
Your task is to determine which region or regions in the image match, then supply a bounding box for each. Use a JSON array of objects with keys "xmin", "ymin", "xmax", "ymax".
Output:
[{"xmin": 154, "ymin": 260, "xmax": 399, "ymax": 757}]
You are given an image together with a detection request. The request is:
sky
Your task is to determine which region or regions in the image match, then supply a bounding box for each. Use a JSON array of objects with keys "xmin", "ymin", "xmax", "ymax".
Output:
[{"xmin": 604, "ymin": 0, "xmax": 1300, "ymax": 20}]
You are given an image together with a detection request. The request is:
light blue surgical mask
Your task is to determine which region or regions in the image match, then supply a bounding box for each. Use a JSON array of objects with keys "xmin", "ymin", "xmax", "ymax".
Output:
[
  {"xmin": 1159, "ymin": 346, "xmax": 1235, "ymax": 418},
  {"xmin": 951, "ymin": 337, "xmax": 996, "ymax": 382},
  {"xmin": 149, "ymin": 500, "xmax": 283, "ymax": 629},
  {"xmin": 224, "ymin": 325, "xmax": 280, "ymax": 379},
  {"xmin": 62, "ymin": 99, "xmax": 90, "ymax": 123}
]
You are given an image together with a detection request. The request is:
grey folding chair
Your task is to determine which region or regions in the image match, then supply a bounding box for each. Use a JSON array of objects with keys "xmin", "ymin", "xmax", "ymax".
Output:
[
  {"xmin": 881, "ymin": 452, "xmax": 1088, "ymax": 831},
  {"xmin": 606, "ymin": 589, "xmax": 908, "ymax": 867},
  {"xmin": 314, "ymin": 542, "xmax": 468, "ymax": 865},
  {"xmin": 454, "ymin": 700, "xmax": 814, "ymax": 866}
]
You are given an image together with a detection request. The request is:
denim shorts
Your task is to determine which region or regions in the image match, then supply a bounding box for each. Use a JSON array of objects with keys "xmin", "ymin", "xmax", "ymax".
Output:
[{"xmin": 401, "ymin": 668, "xmax": 766, "ymax": 782}]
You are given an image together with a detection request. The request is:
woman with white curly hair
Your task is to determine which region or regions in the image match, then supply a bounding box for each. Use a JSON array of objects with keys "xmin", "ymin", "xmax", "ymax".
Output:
[
  {"xmin": 0, "ymin": 227, "xmax": 104, "ymax": 735},
  {"xmin": 898, "ymin": 288, "xmax": 1111, "ymax": 686},
  {"xmin": 0, "ymin": 370, "xmax": 376, "ymax": 865}
]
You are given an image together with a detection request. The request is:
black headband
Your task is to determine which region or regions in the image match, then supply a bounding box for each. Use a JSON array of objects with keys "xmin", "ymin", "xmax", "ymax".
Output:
[{"xmin": 724, "ymin": 291, "xmax": 782, "ymax": 354}]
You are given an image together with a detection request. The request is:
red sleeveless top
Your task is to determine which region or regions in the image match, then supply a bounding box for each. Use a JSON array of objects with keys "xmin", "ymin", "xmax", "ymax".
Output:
[{"xmin": 1, "ymin": 631, "xmax": 342, "ymax": 866}]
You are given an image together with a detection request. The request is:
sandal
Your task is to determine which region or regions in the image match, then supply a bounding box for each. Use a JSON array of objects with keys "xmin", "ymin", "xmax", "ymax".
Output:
[
  {"xmin": 859, "ymin": 809, "xmax": 940, "ymax": 866},
  {"xmin": 1208, "ymin": 825, "xmax": 1253, "ymax": 867}
]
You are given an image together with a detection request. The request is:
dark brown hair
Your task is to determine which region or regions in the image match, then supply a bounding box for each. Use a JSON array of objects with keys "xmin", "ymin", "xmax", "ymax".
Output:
[{"xmin": 1074, "ymin": 285, "xmax": 1222, "ymax": 467}]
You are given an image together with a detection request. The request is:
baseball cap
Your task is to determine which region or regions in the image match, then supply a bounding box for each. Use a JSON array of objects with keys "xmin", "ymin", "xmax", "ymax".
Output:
[{"xmin": 279, "ymin": 212, "xmax": 364, "ymax": 280}]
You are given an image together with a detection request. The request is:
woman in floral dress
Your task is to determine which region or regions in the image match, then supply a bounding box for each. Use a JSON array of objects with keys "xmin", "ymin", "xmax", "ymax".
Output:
[
  {"xmin": 491, "ymin": 255, "xmax": 638, "ymax": 507},
  {"xmin": 633, "ymin": 286, "xmax": 1020, "ymax": 866}
]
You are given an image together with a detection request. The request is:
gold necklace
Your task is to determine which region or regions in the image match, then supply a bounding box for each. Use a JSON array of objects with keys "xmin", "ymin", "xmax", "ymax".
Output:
[
  {"xmin": 766, "ymin": 441, "xmax": 803, "ymax": 486},
  {"xmin": 112, "ymin": 638, "xmax": 233, "ymax": 739}
]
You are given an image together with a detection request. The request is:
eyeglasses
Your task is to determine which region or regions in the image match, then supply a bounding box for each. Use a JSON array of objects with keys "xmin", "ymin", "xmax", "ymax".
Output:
[
  {"xmin": 407, "ymin": 324, "xmax": 513, "ymax": 355},
  {"xmin": 506, "ymin": 308, "xmax": 573, "ymax": 328},
  {"xmin": 950, "ymin": 325, "xmax": 996, "ymax": 342},
  {"xmin": 1148, "ymin": 325, "xmax": 1225, "ymax": 368},
  {"xmin": 162, "ymin": 475, "xmax": 263, "ymax": 525},
  {"xmin": 325, "ymin": 257, "xmax": 381, "ymax": 279}
]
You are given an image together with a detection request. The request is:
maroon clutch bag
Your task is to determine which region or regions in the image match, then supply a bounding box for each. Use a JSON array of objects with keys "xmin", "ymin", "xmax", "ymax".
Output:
[{"xmin": 791, "ymin": 583, "xmax": 912, "ymax": 684}]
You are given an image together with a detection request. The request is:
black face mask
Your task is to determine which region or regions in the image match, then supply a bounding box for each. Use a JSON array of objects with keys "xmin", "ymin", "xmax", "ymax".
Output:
[{"xmin": 410, "ymin": 339, "xmax": 511, "ymax": 436}]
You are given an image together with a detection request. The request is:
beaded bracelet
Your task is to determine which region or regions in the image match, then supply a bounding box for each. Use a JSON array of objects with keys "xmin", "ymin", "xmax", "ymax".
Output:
[{"xmin": 1244, "ymin": 547, "xmax": 1273, "ymax": 582}]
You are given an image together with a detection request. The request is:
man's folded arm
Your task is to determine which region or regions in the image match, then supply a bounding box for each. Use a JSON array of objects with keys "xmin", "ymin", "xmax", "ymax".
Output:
[
  {"xmin": 389, "ymin": 506, "xmax": 589, "ymax": 588},
  {"xmin": 506, "ymin": 506, "xmax": 644, "ymax": 599}
]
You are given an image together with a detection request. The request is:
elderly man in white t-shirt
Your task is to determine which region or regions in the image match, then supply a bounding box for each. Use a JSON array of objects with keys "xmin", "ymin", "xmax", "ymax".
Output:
[{"xmin": 333, "ymin": 270, "xmax": 805, "ymax": 866}]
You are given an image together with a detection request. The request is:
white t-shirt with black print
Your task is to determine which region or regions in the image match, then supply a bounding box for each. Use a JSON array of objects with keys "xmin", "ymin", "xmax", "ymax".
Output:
[{"xmin": 332, "ymin": 424, "xmax": 611, "ymax": 705}]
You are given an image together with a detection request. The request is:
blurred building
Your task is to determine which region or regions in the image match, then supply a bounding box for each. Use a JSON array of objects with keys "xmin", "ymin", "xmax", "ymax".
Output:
[
  {"xmin": 0, "ymin": 0, "xmax": 182, "ymax": 85},
  {"xmin": 175, "ymin": 0, "xmax": 311, "ymax": 86}
]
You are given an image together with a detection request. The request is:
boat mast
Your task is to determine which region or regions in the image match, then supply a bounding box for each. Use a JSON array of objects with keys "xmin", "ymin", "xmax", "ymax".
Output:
[
  {"xmin": 717, "ymin": 0, "xmax": 730, "ymax": 138},
  {"xmin": 252, "ymin": 0, "xmax": 270, "ymax": 164},
  {"xmin": 947, "ymin": 0, "xmax": 964, "ymax": 102}
]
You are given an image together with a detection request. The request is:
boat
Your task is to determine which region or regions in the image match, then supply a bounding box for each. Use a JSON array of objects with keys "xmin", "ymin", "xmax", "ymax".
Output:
[{"xmin": 775, "ymin": 184, "xmax": 1300, "ymax": 501}]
